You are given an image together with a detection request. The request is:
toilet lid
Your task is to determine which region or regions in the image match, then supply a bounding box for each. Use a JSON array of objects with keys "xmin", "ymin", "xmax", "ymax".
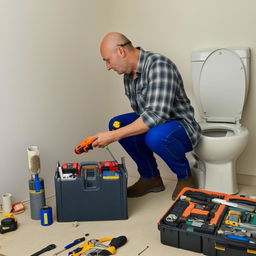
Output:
[{"xmin": 199, "ymin": 49, "xmax": 247, "ymax": 123}]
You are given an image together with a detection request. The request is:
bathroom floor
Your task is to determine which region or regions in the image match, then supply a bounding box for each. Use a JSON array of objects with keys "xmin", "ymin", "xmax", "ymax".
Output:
[{"xmin": 0, "ymin": 177, "xmax": 256, "ymax": 256}]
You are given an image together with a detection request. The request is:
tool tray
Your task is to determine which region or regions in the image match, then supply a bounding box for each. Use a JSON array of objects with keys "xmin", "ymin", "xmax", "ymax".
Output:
[
  {"xmin": 55, "ymin": 160, "xmax": 128, "ymax": 222},
  {"xmin": 158, "ymin": 188, "xmax": 256, "ymax": 256}
]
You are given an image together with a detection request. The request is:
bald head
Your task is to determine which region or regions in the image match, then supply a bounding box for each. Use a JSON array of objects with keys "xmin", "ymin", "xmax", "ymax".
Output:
[
  {"xmin": 100, "ymin": 32, "xmax": 132, "ymax": 53},
  {"xmin": 100, "ymin": 32, "xmax": 139, "ymax": 76}
]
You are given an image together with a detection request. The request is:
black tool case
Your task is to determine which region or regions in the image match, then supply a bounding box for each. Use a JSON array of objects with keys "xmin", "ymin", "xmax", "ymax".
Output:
[
  {"xmin": 158, "ymin": 188, "xmax": 256, "ymax": 256},
  {"xmin": 55, "ymin": 160, "xmax": 128, "ymax": 222}
]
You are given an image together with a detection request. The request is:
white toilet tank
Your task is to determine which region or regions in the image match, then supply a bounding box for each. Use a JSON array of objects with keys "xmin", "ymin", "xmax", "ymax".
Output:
[{"xmin": 191, "ymin": 48, "xmax": 250, "ymax": 123}]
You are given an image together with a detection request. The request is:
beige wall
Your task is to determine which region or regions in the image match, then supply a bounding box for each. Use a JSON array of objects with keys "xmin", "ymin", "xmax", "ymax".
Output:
[
  {"xmin": 106, "ymin": 0, "xmax": 256, "ymax": 180},
  {"xmin": 0, "ymin": 0, "xmax": 115, "ymax": 201},
  {"xmin": 1, "ymin": 0, "xmax": 255, "ymax": 201}
]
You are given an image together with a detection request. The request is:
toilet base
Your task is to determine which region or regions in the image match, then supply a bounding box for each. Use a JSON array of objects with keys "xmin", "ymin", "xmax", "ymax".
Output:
[{"xmin": 204, "ymin": 161, "xmax": 238, "ymax": 194}]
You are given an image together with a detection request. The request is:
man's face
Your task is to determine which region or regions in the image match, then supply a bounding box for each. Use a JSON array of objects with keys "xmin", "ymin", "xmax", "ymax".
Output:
[{"xmin": 101, "ymin": 46, "xmax": 127, "ymax": 75}]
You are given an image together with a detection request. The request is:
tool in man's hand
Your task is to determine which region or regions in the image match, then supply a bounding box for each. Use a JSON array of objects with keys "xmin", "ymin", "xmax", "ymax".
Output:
[
  {"xmin": 75, "ymin": 136, "xmax": 94, "ymax": 154},
  {"xmin": 53, "ymin": 237, "xmax": 85, "ymax": 256},
  {"xmin": 68, "ymin": 235, "xmax": 127, "ymax": 256},
  {"xmin": 30, "ymin": 244, "xmax": 56, "ymax": 256},
  {"xmin": 75, "ymin": 119, "xmax": 124, "ymax": 154},
  {"xmin": 75, "ymin": 136, "xmax": 118, "ymax": 162}
]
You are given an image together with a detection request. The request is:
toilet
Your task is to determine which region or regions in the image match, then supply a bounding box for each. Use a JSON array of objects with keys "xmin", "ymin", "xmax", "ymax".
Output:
[{"xmin": 191, "ymin": 48, "xmax": 250, "ymax": 194}]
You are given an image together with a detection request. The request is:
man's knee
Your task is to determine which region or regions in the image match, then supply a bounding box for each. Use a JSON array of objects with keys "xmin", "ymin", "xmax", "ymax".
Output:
[
  {"xmin": 108, "ymin": 116, "xmax": 119, "ymax": 131},
  {"xmin": 145, "ymin": 128, "xmax": 163, "ymax": 151},
  {"xmin": 108, "ymin": 112, "xmax": 138, "ymax": 131}
]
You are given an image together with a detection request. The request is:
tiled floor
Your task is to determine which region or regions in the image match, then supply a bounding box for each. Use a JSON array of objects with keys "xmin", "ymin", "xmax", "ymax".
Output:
[{"xmin": 0, "ymin": 177, "xmax": 256, "ymax": 256}]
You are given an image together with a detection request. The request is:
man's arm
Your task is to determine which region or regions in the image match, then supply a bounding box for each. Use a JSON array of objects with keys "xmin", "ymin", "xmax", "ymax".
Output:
[{"xmin": 92, "ymin": 117, "xmax": 149, "ymax": 148}]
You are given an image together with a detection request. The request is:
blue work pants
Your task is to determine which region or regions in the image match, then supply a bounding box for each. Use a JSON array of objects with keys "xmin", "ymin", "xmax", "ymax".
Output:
[{"xmin": 109, "ymin": 112, "xmax": 193, "ymax": 180}]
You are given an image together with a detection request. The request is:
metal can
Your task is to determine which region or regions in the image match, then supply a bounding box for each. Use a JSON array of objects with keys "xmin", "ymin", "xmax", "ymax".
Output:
[{"xmin": 40, "ymin": 206, "xmax": 53, "ymax": 226}]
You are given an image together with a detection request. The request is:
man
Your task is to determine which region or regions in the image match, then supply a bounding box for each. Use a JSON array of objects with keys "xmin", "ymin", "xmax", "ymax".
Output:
[{"xmin": 91, "ymin": 32, "xmax": 201, "ymax": 200}]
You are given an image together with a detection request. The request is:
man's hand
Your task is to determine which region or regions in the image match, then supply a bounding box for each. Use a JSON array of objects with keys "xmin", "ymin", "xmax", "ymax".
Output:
[
  {"xmin": 91, "ymin": 131, "xmax": 118, "ymax": 148},
  {"xmin": 91, "ymin": 117, "xmax": 149, "ymax": 148}
]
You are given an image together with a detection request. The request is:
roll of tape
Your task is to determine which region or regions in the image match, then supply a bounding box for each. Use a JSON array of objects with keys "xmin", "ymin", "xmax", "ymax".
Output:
[
  {"xmin": 2, "ymin": 193, "xmax": 12, "ymax": 214},
  {"xmin": 40, "ymin": 206, "xmax": 53, "ymax": 226}
]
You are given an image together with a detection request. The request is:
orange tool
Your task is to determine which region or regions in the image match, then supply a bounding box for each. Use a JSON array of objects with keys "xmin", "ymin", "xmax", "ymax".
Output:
[
  {"xmin": 182, "ymin": 202, "xmax": 196, "ymax": 218},
  {"xmin": 75, "ymin": 136, "xmax": 94, "ymax": 154}
]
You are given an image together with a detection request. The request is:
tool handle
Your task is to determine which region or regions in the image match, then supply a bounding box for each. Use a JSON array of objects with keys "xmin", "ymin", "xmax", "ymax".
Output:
[
  {"xmin": 226, "ymin": 234, "xmax": 251, "ymax": 242},
  {"xmin": 92, "ymin": 237, "xmax": 127, "ymax": 256},
  {"xmin": 65, "ymin": 237, "xmax": 85, "ymax": 249},
  {"xmin": 212, "ymin": 198, "xmax": 255, "ymax": 212},
  {"xmin": 31, "ymin": 244, "xmax": 56, "ymax": 256},
  {"xmin": 109, "ymin": 236, "xmax": 127, "ymax": 249},
  {"xmin": 181, "ymin": 195, "xmax": 206, "ymax": 205}
]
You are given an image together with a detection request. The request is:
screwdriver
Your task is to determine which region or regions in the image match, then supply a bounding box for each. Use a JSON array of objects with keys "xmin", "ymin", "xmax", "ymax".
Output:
[
  {"xmin": 53, "ymin": 237, "xmax": 85, "ymax": 256},
  {"xmin": 105, "ymin": 146, "xmax": 118, "ymax": 162},
  {"xmin": 31, "ymin": 244, "xmax": 56, "ymax": 256}
]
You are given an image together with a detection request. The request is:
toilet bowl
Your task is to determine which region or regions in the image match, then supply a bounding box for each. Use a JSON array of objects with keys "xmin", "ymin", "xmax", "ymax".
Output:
[
  {"xmin": 195, "ymin": 122, "xmax": 248, "ymax": 194},
  {"xmin": 191, "ymin": 48, "xmax": 250, "ymax": 194}
]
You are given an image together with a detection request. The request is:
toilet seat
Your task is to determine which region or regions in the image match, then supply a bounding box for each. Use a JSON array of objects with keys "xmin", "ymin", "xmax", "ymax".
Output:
[
  {"xmin": 199, "ymin": 49, "xmax": 247, "ymax": 123},
  {"xmin": 199, "ymin": 122, "xmax": 245, "ymax": 137}
]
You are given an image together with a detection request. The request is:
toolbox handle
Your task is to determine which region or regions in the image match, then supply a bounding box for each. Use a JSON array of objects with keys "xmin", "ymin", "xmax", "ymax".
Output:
[
  {"xmin": 80, "ymin": 161, "xmax": 98, "ymax": 167},
  {"xmin": 80, "ymin": 161, "xmax": 99, "ymax": 190},
  {"xmin": 215, "ymin": 240, "xmax": 254, "ymax": 253}
]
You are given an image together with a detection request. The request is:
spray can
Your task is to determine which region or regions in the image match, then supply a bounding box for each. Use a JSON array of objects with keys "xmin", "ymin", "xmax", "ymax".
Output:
[{"xmin": 29, "ymin": 178, "xmax": 46, "ymax": 220}]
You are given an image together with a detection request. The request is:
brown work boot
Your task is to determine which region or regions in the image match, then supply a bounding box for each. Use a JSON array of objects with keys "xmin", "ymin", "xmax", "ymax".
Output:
[
  {"xmin": 172, "ymin": 175, "xmax": 197, "ymax": 200},
  {"xmin": 127, "ymin": 176, "xmax": 165, "ymax": 197}
]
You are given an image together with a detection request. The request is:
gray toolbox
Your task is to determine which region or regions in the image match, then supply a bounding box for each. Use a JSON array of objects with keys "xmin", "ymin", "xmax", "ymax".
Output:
[{"xmin": 55, "ymin": 160, "xmax": 128, "ymax": 222}]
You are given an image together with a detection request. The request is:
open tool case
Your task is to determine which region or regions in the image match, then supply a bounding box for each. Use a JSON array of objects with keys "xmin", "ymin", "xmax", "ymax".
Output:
[
  {"xmin": 55, "ymin": 160, "xmax": 128, "ymax": 222},
  {"xmin": 158, "ymin": 188, "xmax": 256, "ymax": 256}
]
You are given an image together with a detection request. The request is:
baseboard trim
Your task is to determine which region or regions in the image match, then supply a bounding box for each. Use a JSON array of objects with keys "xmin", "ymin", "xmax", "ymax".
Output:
[{"xmin": 238, "ymin": 174, "xmax": 256, "ymax": 186}]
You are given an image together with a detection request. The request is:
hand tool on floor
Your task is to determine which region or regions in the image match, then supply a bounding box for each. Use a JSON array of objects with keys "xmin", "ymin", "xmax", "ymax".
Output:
[
  {"xmin": 0, "ymin": 213, "xmax": 18, "ymax": 234},
  {"xmin": 138, "ymin": 245, "xmax": 149, "ymax": 255},
  {"xmin": 31, "ymin": 244, "xmax": 56, "ymax": 256},
  {"xmin": 53, "ymin": 237, "xmax": 86, "ymax": 256},
  {"xmin": 68, "ymin": 236, "xmax": 127, "ymax": 256}
]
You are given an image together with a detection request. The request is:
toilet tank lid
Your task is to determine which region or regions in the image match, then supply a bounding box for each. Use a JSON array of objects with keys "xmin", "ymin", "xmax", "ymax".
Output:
[{"xmin": 191, "ymin": 48, "xmax": 250, "ymax": 62}]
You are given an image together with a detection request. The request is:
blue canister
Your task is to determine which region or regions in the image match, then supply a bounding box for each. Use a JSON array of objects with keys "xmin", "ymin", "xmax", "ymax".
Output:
[{"xmin": 40, "ymin": 206, "xmax": 53, "ymax": 226}]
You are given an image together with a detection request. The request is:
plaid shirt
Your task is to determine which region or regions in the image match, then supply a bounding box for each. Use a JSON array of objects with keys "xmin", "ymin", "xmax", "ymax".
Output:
[{"xmin": 123, "ymin": 48, "xmax": 201, "ymax": 147}]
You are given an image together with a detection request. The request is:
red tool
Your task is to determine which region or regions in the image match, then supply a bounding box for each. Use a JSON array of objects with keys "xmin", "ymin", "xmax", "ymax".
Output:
[
  {"xmin": 98, "ymin": 161, "xmax": 119, "ymax": 174},
  {"xmin": 62, "ymin": 163, "xmax": 81, "ymax": 176},
  {"xmin": 75, "ymin": 136, "xmax": 94, "ymax": 154}
]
